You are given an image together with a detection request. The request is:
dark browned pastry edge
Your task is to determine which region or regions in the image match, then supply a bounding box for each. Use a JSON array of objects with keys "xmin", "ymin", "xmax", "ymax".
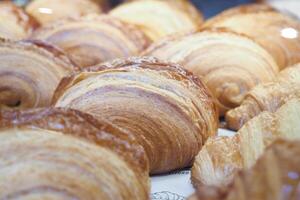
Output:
[
  {"xmin": 52, "ymin": 56, "xmax": 218, "ymax": 117},
  {"xmin": 23, "ymin": 39, "xmax": 80, "ymax": 70},
  {"xmin": 0, "ymin": 107, "xmax": 149, "ymax": 176},
  {"xmin": 0, "ymin": 38, "xmax": 79, "ymax": 71}
]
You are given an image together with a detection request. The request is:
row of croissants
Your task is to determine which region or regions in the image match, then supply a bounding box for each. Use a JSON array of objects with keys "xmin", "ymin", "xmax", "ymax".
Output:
[{"xmin": 0, "ymin": 0, "xmax": 300, "ymax": 199}]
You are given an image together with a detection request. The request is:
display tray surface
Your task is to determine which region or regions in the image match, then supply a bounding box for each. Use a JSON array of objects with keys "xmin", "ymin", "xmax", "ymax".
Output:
[{"xmin": 150, "ymin": 129, "xmax": 236, "ymax": 200}]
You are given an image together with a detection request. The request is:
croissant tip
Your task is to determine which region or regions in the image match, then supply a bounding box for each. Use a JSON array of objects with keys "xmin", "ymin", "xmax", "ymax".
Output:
[{"xmin": 225, "ymin": 110, "xmax": 244, "ymax": 131}]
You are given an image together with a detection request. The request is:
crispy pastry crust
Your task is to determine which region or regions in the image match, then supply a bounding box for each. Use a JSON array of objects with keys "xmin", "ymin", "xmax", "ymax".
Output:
[
  {"xmin": 53, "ymin": 56, "xmax": 213, "ymax": 103},
  {"xmin": 0, "ymin": 107, "xmax": 150, "ymax": 199},
  {"xmin": 53, "ymin": 56, "xmax": 219, "ymax": 174},
  {"xmin": 0, "ymin": 107, "xmax": 149, "ymax": 175}
]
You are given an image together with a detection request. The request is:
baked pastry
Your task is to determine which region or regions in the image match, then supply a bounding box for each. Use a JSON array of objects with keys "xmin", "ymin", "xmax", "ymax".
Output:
[
  {"xmin": 191, "ymin": 98, "xmax": 300, "ymax": 188},
  {"xmin": 25, "ymin": 0, "xmax": 105, "ymax": 25},
  {"xmin": 189, "ymin": 138, "xmax": 300, "ymax": 200},
  {"xmin": 226, "ymin": 63, "xmax": 300, "ymax": 130},
  {"xmin": 0, "ymin": 38, "xmax": 76, "ymax": 110},
  {"xmin": 110, "ymin": 0, "xmax": 203, "ymax": 41},
  {"xmin": 0, "ymin": 1, "xmax": 37, "ymax": 40},
  {"xmin": 144, "ymin": 28, "xmax": 279, "ymax": 115},
  {"xmin": 53, "ymin": 56, "xmax": 219, "ymax": 174},
  {"xmin": 0, "ymin": 107, "xmax": 149, "ymax": 199},
  {"xmin": 87, "ymin": 0, "xmax": 110, "ymax": 11},
  {"xmin": 204, "ymin": 3, "xmax": 275, "ymax": 20},
  {"xmin": 31, "ymin": 15, "xmax": 150, "ymax": 68},
  {"xmin": 204, "ymin": 4, "xmax": 300, "ymax": 69}
]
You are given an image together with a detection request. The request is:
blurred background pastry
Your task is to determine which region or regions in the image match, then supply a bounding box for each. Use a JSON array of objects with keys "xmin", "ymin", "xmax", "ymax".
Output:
[
  {"xmin": 30, "ymin": 14, "xmax": 150, "ymax": 68},
  {"xmin": 110, "ymin": 0, "xmax": 203, "ymax": 41},
  {"xmin": 204, "ymin": 4, "xmax": 300, "ymax": 69},
  {"xmin": 31, "ymin": 14, "xmax": 150, "ymax": 68},
  {"xmin": 259, "ymin": 0, "xmax": 300, "ymax": 19},
  {"xmin": 144, "ymin": 28, "xmax": 279, "ymax": 115},
  {"xmin": 0, "ymin": 1, "xmax": 37, "ymax": 40},
  {"xmin": 25, "ymin": 0, "xmax": 107, "ymax": 25}
]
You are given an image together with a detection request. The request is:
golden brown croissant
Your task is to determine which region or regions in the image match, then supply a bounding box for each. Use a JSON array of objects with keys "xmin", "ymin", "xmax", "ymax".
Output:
[
  {"xmin": 204, "ymin": 4, "xmax": 300, "ymax": 69},
  {"xmin": 25, "ymin": 0, "xmax": 105, "ymax": 25},
  {"xmin": 109, "ymin": 0, "xmax": 203, "ymax": 41},
  {"xmin": 226, "ymin": 63, "xmax": 300, "ymax": 131},
  {"xmin": 0, "ymin": 107, "xmax": 150, "ymax": 199},
  {"xmin": 53, "ymin": 56, "xmax": 219, "ymax": 174},
  {"xmin": 191, "ymin": 98, "xmax": 300, "ymax": 189},
  {"xmin": 0, "ymin": 1, "xmax": 38, "ymax": 40},
  {"xmin": 0, "ymin": 38, "xmax": 76, "ymax": 110},
  {"xmin": 31, "ymin": 15, "xmax": 150, "ymax": 68},
  {"xmin": 144, "ymin": 28, "xmax": 279, "ymax": 115},
  {"xmin": 189, "ymin": 139, "xmax": 300, "ymax": 200}
]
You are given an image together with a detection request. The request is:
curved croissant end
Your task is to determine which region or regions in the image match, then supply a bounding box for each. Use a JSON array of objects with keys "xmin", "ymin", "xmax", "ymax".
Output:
[
  {"xmin": 110, "ymin": 0, "xmax": 203, "ymax": 41},
  {"xmin": 53, "ymin": 56, "xmax": 219, "ymax": 174},
  {"xmin": 191, "ymin": 98, "xmax": 300, "ymax": 190},
  {"xmin": 0, "ymin": 107, "xmax": 149, "ymax": 199},
  {"xmin": 226, "ymin": 63, "xmax": 300, "ymax": 131},
  {"xmin": 26, "ymin": 0, "xmax": 105, "ymax": 25},
  {"xmin": 144, "ymin": 28, "xmax": 279, "ymax": 115},
  {"xmin": 31, "ymin": 15, "xmax": 150, "ymax": 68},
  {"xmin": 0, "ymin": 38, "xmax": 76, "ymax": 110},
  {"xmin": 204, "ymin": 4, "xmax": 300, "ymax": 69},
  {"xmin": 191, "ymin": 136, "xmax": 242, "ymax": 188},
  {"xmin": 190, "ymin": 139, "xmax": 300, "ymax": 200},
  {"xmin": 0, "ymin": 2, "xmax": 38, "ymax": 40}
]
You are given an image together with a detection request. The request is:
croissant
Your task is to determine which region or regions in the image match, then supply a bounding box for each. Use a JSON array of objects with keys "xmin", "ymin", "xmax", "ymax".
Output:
[
  {"xmin": 31, "ymin": 15, "xmax": 150, "ymax": 68},
  {"xmin": 204, "ymin": 4, "xmax": 300, "ymax": 69},
  {"xmin": 109, "ymin": 0, "xmax": 203, "ymax": 41},
  {"xmin": 0, "ymin": 1, "xmax": 37, "ymax": 40},
  {"xmin": 52, "ymin": 56, "xmax": 219, "ymax": 174},
  {"xmin": 25, "ymin": 0, "xmax": 106, "ymax": 25},
  {"xmin": 0, "ymin": 107, "xmax": 149, "ymax": 199},
  {"xmin": 226, "ymin": 63, "xmax": 300, "ymax": 130},
  {"xmin": 189, "ymin": 139, "xmax": 300, "ymax": 200},
  {"xmin": 191, "ymin": 98, "xmax": 300, "ymax": 188},
  {"xmin": 0, "ymin": 39, "xmax": 76, "ymax": 110},
  {"xmin": 144, "ymin": 28, "xmax": 279, "ymax": 115}
]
